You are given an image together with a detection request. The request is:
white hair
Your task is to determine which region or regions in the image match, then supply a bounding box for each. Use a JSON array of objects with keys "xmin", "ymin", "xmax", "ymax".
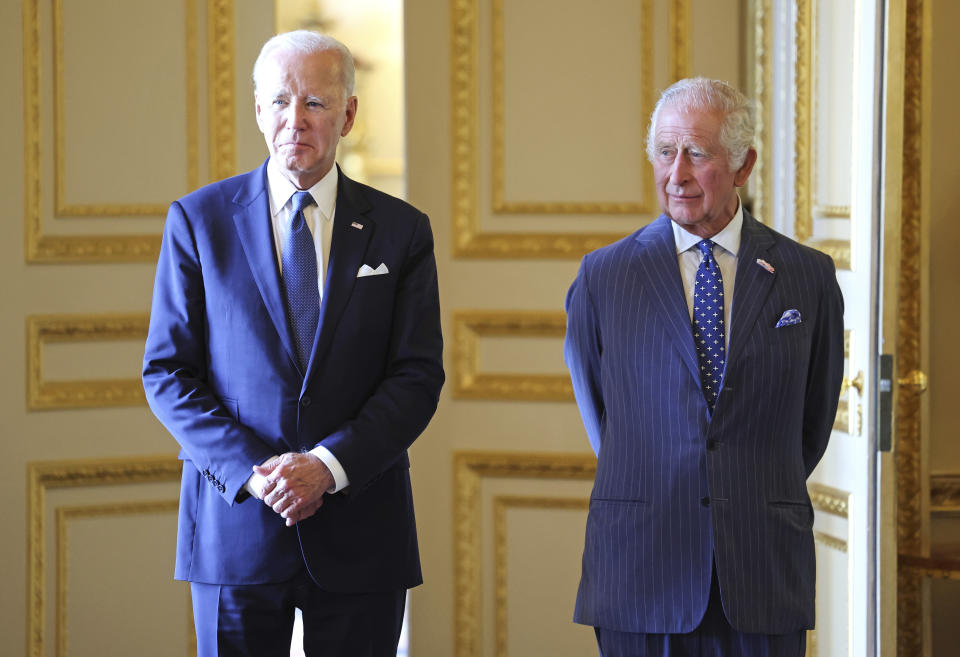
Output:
[
  {"xmin": 252, "ymin": 30, "xmax": 355, "ymax": 98},
  {"xmin": 645, "ymin": 77, "xmax": 756, "ymax": 170}
]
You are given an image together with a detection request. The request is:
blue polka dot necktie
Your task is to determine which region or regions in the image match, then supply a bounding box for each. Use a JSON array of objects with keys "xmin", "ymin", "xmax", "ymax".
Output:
[
  {"xmin": 281, "ymin": 191, "xmax": 320, "ymax": 372},
  {"xmin": 692, "ymin": 239, "xmax": 726, "ymax": 411}
]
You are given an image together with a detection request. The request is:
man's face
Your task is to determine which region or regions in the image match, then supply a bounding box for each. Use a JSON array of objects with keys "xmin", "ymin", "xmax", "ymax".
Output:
[
  {"xmin": 651, "ymin": 105, "xmax": 755, "ymax": 238},
  {"xmin": 255, "ymin": 48, "xmax": 357, "ymax": 190}
]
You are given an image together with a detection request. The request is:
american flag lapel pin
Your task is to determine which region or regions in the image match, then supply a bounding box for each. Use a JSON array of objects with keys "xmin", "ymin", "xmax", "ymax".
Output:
[
  {"xmin": 350, "ymin": 221, "xmax": 364, "ymax": 230},
  {"xmin": 756, "ymin": 258, "xmax": 775, "ymax": 274}
]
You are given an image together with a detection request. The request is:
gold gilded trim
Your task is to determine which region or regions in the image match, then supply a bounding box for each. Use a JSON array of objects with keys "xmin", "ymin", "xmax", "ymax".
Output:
[
  {"xmin": 451, "ymin": 0, "xmax": 637, "ymax": 257},
  {"xmin": 931, "ymin": 473, "xmax": 960, "ymax": 514},
  {"xmin": 669, "ymin": 0, "xmax": 690, "ymax": 83},
  {"xmin": 833, "ymin": 399, "xmax": 849, "ymax": 434},
  {"xmin": 23, "ymin": 0, "xmax": 228, "ymax": 261},
  {"xmin": 814, "ymin": 530, "xmax": 848, "ymax": 553},
  {"xmin": 489, "ymin": 0, "xmax": 655, "ymax": 215},
  {"xmin": 26, "ymin": 314, "xmax": 149, "ymax": 411},
  {"xmin": 51, "ymin": 0, "xmax": 198, "ymax": 216},
  {"xmin": 27, "ymin": 456, "xmax": 182, "ymax": 657},
  {"xmin": 56, "ymin": 500, "xmax": 179, "ymax": 657},
  {"xmin": 493, "ymin": 495, "xmax": 588, "ymax": 657},
  {"xmin": 809, "ymin": 483, "xmax": 849, "ymax": 518},
  {"xmin": 208, "ymin": 0, "xmax": 236, "ymax": 181},
  {"xmin": 453, "ymin": 451, "xmax": 596, "ymax": 657},
  {"xmin": 752, "ymin": 0, "xmax": 773, "ymax": 224},
  {"xmin": 896, "ymin": 0, "xmax": 924, "ymax": 654},
  {"xmin": 793, "ymin": 0, "xmax": 853, "ymax": 267},
  {"xmin": 452, "ymin": 311, "xmax": 571, "ymax": 401}
]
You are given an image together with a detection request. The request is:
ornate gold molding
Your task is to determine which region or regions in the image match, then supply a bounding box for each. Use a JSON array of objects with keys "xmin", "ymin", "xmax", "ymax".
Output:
[
  {"xmin": 452, "ymin": 311, "xmax": 571, "ymax": 401},
  {"xmin": 56, "ymin": 500, "xmax": 180, "ymax": 657},
  {"xmin": 668, "ymin": 0, "xmax": 690, "ymax": 83},
  {"xmin": 452, "ymin": 0, "xmax": 663, "ymax": 257},
  {"xmin": 793, "ymin": 0, "xmax": 853, "ymax": 268},
  {"xmin": 23, "ymin": 0, "xmax": 231, "ymax": 262},
  {"xmin": 27, "ymin": 456, "xmax": 182, "ymax": 657},
  {"xmin": 51, "ymin": 0, "xmax": 198, "ymax": 217},
  {"xmin": 26, "ymin": 314, "xmax": 149, "ymax": 411},
  {"xmin": 931, "ymin": 473, "xmax": 960, "ymax": 513},
  {"xmin": 453, "ymin": 451, "xmax": 596, "ymax": 657},
  {"xmin": 489, "ymin": 0, "xmax": 656, "ymax": 215},
  {"xmin": 751, "ymin": 0, "xmax": 773, "ymax": 224},
  {"xmin": 814, "ymin": 530, "xmax": 848, "ymax": 553},
  {"xmin": 809, "ymin": 483, "xmax": 849, "ymax": 518},
  {"xmin": 208, "ymin": 0, "xmax": 236, "ymax": 181},
  {"xmin": 896, "ymin": 0, "xmax": 925, "ymax": 653},
  {"xmin": 493, "ymin": 495, "xmax": 588, "ymax": 657}
]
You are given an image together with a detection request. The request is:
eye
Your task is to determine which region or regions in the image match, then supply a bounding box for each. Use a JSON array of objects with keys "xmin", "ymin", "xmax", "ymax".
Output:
[{"xmin": 271, "ymin": 98, "xmax": 287, "ymax": 107}]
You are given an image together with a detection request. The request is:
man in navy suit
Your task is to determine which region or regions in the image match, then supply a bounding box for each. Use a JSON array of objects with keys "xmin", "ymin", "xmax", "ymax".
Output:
[
  {"xmin": 143, "ymin": 31, "xmax": 443, "ymax": 656},
  {"xmin": 564, "ymin": 78, "xmax": 844, "ymax": 656}
]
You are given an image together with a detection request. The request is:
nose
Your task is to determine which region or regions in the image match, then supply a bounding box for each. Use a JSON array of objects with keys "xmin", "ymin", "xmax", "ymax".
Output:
[
  {"xmin": 284, "ymin": 102, "xmax": 308, "ymax": 129},
  {"xmin": 668, "ymin": 153, "xmax": 691, "ymax": 186}
]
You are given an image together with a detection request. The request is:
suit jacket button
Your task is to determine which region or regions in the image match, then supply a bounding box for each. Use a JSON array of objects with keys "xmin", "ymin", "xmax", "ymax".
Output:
[
  {"xmin": 218, "ymin": 484, "xmax": 226, "ymax": 493},
  {"xmin": 706, "ymin": 440, "xmax": 718, "ymax": 451},
  {"xmin": 301, "ymin": 396, "xmax": 311, "ymax": 407},
  {"xmin": 701, "ymin": 496, "xmax": 710, "ymax": 507}
]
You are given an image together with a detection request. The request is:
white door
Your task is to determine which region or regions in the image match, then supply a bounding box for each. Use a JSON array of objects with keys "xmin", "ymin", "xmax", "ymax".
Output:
[{"xmin": 759, "ymin": 1, "xmax": 888, "ymax": 655}]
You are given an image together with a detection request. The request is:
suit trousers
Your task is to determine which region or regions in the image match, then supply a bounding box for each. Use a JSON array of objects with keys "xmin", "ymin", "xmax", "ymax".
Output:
[
  {"xmin": 190, "ymin": 569, "xmax": 405, "ymax": 657},
  {"xmin": 594, "ymin": 567, "xmax": 806, "ymax": 657}
]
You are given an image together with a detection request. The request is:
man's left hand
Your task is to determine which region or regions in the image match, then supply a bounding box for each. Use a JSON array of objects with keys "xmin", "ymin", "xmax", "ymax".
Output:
[{"xmin": 255, "ymin": 453, "xmax": 334, "ymax": 527}]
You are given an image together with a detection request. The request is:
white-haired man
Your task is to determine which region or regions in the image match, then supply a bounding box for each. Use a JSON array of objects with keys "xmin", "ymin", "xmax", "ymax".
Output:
[
  {"xmin": 144, "ymin": 31, "xmax": 443, "ymax": 656},
  {"xmin": 564, "ymin": 77, "xmax": 844, "ymax": 656}
]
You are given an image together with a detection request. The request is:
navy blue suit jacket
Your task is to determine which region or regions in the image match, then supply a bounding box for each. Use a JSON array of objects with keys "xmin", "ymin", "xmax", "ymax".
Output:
[
  {"xmin": 564, "ymin": 211, "xmax": 844, "ymax": 634},
  {"xmin": 143, "ymin": 161, "xmax": 444, "ymax": 591}
]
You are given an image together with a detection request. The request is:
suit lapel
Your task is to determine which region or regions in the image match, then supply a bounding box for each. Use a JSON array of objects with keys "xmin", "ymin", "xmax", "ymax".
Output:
[
  {"xmin": 633, "ymin": 216, "xmax": 700, "ymax": 384},
  {"xmin": 728, "ymin": 210, "xmax": 777, "ymax": 365},
  {"xmin": 231, "ymin": 161, "xmax": 300, "ymax": 370},
  {"xmin": 304, "ymin": 169, "xmax": 374, "ymax": 383}
]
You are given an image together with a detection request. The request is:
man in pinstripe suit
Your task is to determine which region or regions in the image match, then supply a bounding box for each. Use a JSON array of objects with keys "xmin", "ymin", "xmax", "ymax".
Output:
[{"xmin": 564, "ymin": 78, "xmax": 844, "ymax": 656}]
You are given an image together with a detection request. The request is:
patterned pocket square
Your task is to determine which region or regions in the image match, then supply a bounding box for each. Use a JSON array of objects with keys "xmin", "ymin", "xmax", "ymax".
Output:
[
  {"xmin": 357, "ymin": 263, "xmax": 389, "ymax": 278},
  {"xmin": 775, "ymin": 309, "xmax": 802, "ymax": 328}
]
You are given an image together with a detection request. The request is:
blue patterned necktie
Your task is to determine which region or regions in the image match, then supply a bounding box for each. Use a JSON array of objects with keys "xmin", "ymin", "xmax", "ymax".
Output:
[
  {"xmin": 281, "ymin": 191, "xmax": 319, "ymax": 372},
  {"xmin": 692, "ymin": 239, "xmax": 726, "ymax": 410}
]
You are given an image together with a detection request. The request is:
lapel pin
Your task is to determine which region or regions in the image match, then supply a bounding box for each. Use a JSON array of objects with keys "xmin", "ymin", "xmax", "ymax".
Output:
[
  {"xmin": 350, "ymin": 222, "xmax": 364, "ymax": 230},
  {"xmin": 756, "ymin": 258, "xmax": 775, "ymax": 274}
]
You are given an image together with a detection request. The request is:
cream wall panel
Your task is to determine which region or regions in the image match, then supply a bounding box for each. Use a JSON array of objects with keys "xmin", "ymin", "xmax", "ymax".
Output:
[{"xmin": 1, "ymin": 1, "xmax": 273, "ymax": 654}]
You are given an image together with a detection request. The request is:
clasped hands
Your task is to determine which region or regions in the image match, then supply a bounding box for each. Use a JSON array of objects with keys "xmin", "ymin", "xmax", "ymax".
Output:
[{"xmin": 253, "ymin": 453, "xmax": 334, "ymax": 527}]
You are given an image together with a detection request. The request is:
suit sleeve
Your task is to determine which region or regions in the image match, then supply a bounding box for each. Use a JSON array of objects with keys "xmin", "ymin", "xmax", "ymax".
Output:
[
  {"xmin": 142, "ymin": 201, "xmax": 276, "ymax": 504},
  {"xmin": 315, "ymin": 211, "xmax": 445, "ymax": 490},
  {"xmin": 564, "ymin": 257, "xmax": 605, "ymax": 455},
  {"xmin": 801, "ymin": 255, "xmax": 845, "ymax": 475}
]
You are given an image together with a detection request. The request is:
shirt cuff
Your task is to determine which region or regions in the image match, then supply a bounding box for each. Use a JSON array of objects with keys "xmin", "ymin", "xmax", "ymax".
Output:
[
  {"xmin": 309, "ymin": 445, "xmax": 349, "ymax": 493},
  {"xmin": 244, "ymin": 456, "xmax": 277, "ymax": 499}
]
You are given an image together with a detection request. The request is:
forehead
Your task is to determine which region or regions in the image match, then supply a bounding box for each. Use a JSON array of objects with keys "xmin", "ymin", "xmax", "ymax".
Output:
[
  {"xmin": 257, "ymin": 48, "xmax": 344, "ymax": 95},
  {"xmin": 654, "ymin": 105, "xmax": 724, "ymax": 144}
]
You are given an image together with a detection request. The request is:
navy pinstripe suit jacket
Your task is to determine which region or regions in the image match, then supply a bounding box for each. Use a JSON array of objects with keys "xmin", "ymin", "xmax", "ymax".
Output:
[{"xmin": 564, "ymin": 211, "xmax": 844, "ymax": 635}]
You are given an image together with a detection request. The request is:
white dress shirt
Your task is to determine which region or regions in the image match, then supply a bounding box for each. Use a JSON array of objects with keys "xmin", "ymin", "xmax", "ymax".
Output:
[
  {"xmin": 671, "ymin": 199, "xmax": 743, "ymax": 350},
  {"xmin": 244, "ymin": 159, "xmax": 349, "ymax": 498}
]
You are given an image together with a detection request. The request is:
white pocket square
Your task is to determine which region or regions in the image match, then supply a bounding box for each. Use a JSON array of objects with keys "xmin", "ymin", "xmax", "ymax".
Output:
[{"xmin": 357, "ymin": 263, "xmax": 389, "ymax": 278}]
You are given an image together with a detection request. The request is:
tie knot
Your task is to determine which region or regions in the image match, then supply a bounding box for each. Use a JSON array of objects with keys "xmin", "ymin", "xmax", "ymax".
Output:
[
  {"xmin": 697, "ymin": 239, "xmax": 715, "ymax": 258},
  {"xmin": 290, "ymin": 191, "xmax": 315, "ymax": 217}
]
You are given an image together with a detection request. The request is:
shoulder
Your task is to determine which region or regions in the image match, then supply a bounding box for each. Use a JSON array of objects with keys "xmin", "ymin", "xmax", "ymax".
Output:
[
  {"xmin": 747, "ymin": 214, "xmax": 837, "ymax": 277},
  {"xmin": 340, "ymin": 174, "xmax": 428, "ymax": 226},
  {"xmin": 174, "ymin": 166, "xmax": 263, "ymax": 213}
]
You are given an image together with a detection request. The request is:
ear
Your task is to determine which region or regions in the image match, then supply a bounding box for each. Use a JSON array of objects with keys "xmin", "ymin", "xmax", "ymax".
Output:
[
  {"xmin": 733, "ymin": 148, "xmax": 757, "ymax": 187},
  {"xmin": 340, "ymin": 96, "xmax": 358, "ymax": 137},
  {"xmin": 254, "ymin": 94, "xmax": 265, "ymax": 133}
]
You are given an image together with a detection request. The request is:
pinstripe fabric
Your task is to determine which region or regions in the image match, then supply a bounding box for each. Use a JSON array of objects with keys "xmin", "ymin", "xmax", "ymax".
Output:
[{"xmin": 564, "ymin": 212, "xmax": 844, "ymax": 636}]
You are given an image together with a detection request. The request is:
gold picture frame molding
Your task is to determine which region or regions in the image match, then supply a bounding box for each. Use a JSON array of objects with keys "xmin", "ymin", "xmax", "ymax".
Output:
[
  {"xmin": 23, "ymin": 0, "xmax": 236, "ymax": 263},
  {"xmin": 26, "ymin": 313, "xmax": 150, "ymax": 411},
  {"xmin": 27, "ymin": 456, "xmax": 183, "ymax": 657},
  {"xmin": 452, "ymin": 310, "xmax": 571, "ymax": 401}
]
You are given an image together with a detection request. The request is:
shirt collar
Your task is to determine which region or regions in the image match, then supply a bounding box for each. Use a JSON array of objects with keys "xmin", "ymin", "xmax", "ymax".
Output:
[
  {"xmin": 671, "ymin": 196, "xmax": 744, "ymax": 257},
  {"xmin": 265, "ymin": 157, "xmax": 339, "ymax": 221}
]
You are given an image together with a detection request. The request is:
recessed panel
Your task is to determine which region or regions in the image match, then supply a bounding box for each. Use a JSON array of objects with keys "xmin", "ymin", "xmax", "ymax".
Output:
[
  {"xmin": 499, "ymin": 0, "xmax": 649, "ymax": 207},
  {"xmin": 60, "ymin": 0, "xmax": 191, "ymax": 210}
]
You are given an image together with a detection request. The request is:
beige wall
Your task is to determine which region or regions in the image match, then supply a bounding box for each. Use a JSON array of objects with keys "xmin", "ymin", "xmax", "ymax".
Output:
[{"xmin": 928, "ymin": 0, "xmax": 960, "ymax": 653}]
